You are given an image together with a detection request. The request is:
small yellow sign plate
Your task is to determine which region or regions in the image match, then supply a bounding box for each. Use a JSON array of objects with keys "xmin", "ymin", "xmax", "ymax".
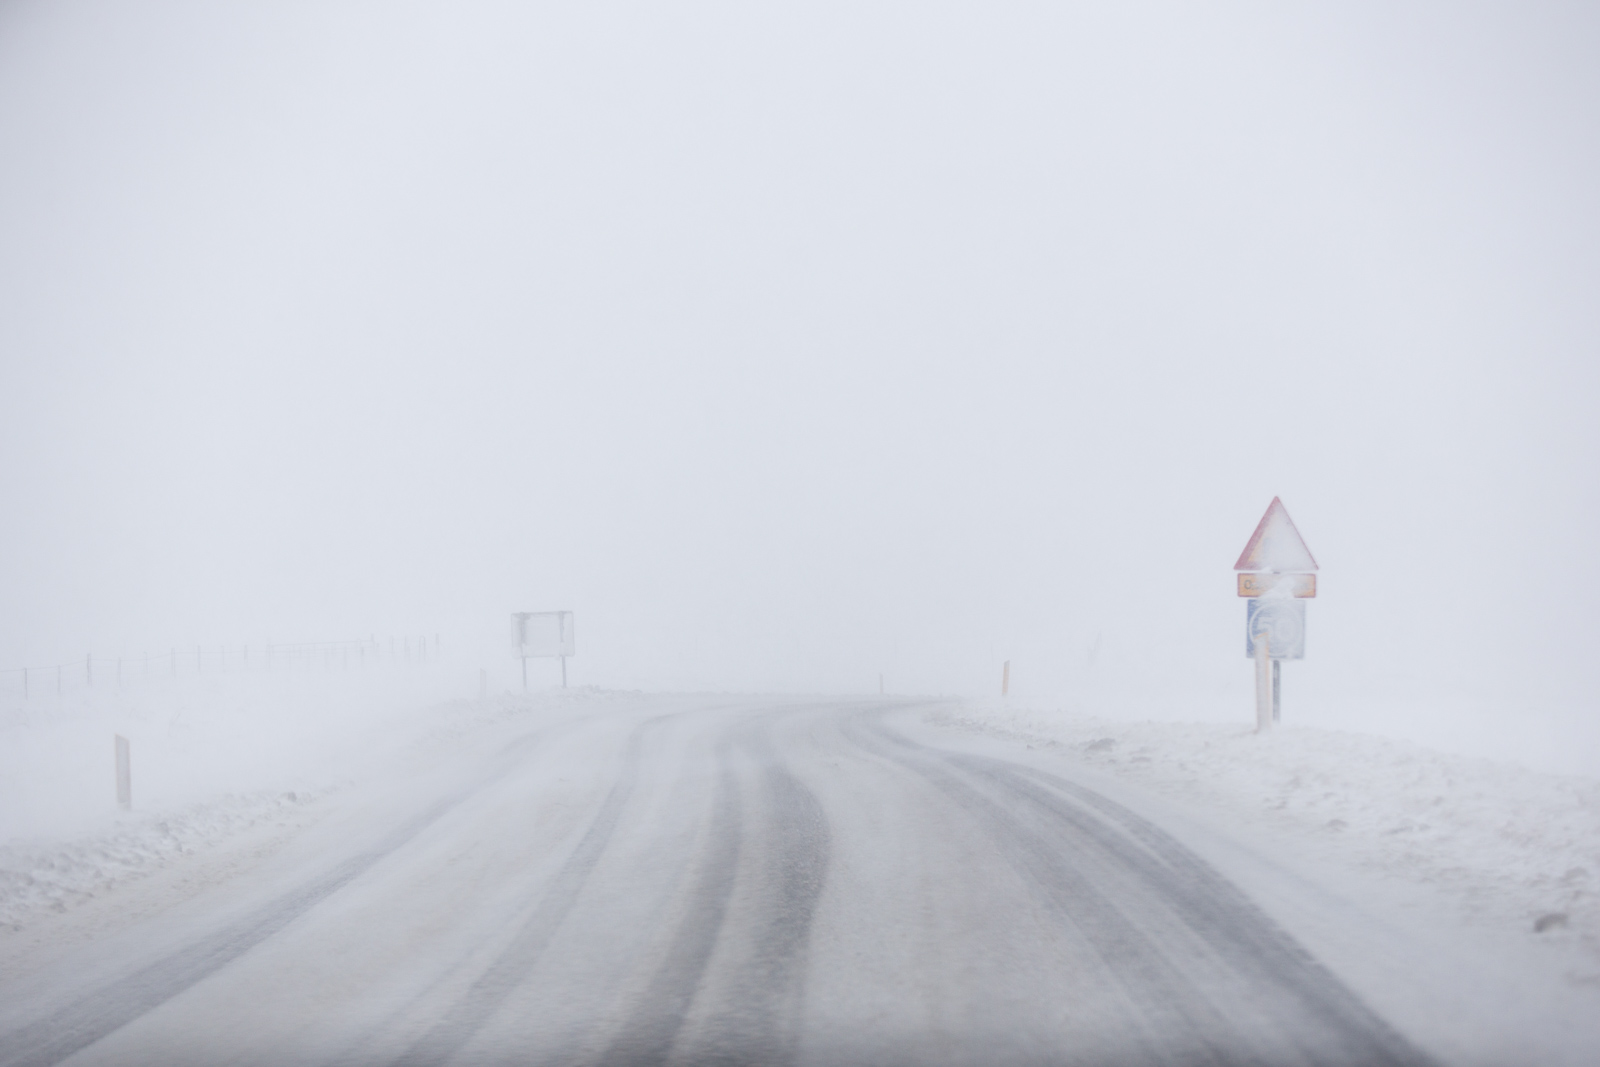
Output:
[{"xmin": 1237, "ymin": 572, "xmax": 1316, "ymax": 598}]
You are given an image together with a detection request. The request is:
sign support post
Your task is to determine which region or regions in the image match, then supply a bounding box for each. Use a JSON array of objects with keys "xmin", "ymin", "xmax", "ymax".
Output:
[
  {"xmin": 1272, "ymin": 660, "xmax": 1281, "ymax": 724},
  {"xmin": 1254, "ymin": 632, "xmax": 1272, "ymax": 733}
]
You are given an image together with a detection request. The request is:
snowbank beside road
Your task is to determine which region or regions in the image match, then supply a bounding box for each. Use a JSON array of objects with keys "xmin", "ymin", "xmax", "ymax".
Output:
[
  {"xmin": 0, "ymin": 789, "xmax": 321, "ymax": 930},
  {"xmin": 0, "ymin": 684, "xmax": 617, "ymax": 933},
  {"xmin": 931, "ymin": 702, "xmax": 1600, "ymax": 979}
]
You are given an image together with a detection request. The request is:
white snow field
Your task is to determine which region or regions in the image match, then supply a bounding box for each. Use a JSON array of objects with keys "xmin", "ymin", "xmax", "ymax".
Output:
[{"xmin": 0, "ymin": 689, "xmax": 1597, "ymax": 1066}]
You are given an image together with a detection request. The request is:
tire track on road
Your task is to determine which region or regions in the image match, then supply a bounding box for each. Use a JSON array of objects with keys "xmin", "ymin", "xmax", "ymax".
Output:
[
  {"xmin": 691, "ymin": 724, "xmax": 830, "ymax": 1067},
  {"xmin": 994, "ymin": 759, "xmax": 1421, "ymax": 1065},
  {"xmin": 394, "ymin": 715, "xmax": 674, "ymax": 1067},
  {"xmin": 599, "ymin": 713, "xmax": 832, "ymax": 1067},
  {"xmin": 595, "ymin": 739, "xmax": 743, "ymax": 1067},
  {"xmin": 845, "ymin": 711, "xmax": 1434, "ymax": 1067}
]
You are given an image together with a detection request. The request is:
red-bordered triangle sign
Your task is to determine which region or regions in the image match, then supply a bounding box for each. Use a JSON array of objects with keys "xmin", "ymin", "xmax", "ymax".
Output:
[{"xmin": 1234, "ymin": 497, "xmax": 1318, "ymax": 572}]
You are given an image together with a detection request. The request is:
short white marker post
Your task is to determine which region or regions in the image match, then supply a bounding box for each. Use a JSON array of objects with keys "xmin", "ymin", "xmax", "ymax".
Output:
[
  {"xmin": 1002, "ymin": 660, "xmax": 1011, "ymax": 697},
  {"xmin": 1254, "ymin": 631, "xmax": 1272, "ymax": 733},
  {"xmin": 114, "ymin": 735, "xmax": 131, "ymax": 811}
]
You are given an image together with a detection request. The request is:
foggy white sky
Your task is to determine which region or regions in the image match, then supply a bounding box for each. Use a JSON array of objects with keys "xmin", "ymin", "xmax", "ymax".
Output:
[{"xmin": 1, "ymin": 3, "xmax": 1596, "ymax": 764}]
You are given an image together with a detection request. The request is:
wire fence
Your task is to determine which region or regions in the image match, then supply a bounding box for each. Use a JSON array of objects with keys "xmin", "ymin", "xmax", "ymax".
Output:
[{"xmin": 0, "ymin": 635, "xmax": 444, "ymax": 702}]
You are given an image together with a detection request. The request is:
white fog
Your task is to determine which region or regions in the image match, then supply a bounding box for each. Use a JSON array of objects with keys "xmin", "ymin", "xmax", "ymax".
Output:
[{"xmin": 0, "ymin": 4, "xmax": 1596, "ymax": 1066}]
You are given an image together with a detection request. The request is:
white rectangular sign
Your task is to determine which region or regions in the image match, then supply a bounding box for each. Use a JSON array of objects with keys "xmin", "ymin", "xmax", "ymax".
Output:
[{"xmin": 512, "ymin": 611, "xmax": 575, "ymax": 659}]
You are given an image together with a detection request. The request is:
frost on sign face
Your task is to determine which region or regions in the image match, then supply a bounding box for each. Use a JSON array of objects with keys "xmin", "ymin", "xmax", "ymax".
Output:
[
  {"xmin": 1237, "ymin": 572, "xmax": 1316, "ymax": 598},
  {"xmin": 1246, "ymin": 598, "xmax": 1305, "ymax": 660},
  {"xmin": 1234, "ymin": 497, "xmax": 1318, "ymax": 575}
]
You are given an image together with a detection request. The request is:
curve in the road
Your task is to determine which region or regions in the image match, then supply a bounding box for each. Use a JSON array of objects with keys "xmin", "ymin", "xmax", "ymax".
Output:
[
  {"xmin": 845, "ymin": 709, "xmax": 1435, "ymax": 1067},
  {"xmin": 0, "ymin": 701, "xmax": 1437, "ymax": 1067}
]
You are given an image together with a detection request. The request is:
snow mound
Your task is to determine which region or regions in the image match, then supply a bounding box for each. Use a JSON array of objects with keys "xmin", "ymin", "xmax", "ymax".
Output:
[
  {"xmin": 0, "ymin": 789, "xmax": 319, "ymax": 931},
  {"xmin": 0, "ymin": 687, "xmax": 635, "ymax": 933}
]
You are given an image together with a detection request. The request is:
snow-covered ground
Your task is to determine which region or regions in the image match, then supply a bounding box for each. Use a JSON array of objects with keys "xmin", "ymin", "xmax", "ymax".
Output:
[
  {"xmin": 8, "ymin": 685, "xmax": 1599, "ymax": 950},
  {"xmin": 932, "ymin": 700, "xmax": 1600, "ymax": 986},
  {"xmin": 6, "ymin": 682, "xmax": 1600, "ymax": 1064},
  {"xmin": 0, "ymin": 786, "xmax": 323, "ymax": 930},
  {"xmin": 10, "ymin": 685, "xmax": 1598, "ymax": 968}
]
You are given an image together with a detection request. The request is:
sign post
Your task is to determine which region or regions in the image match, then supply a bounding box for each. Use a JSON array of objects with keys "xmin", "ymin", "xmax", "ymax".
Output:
[{"xmin": 1235, "ymin": 497, "xmax": 1318, "ymax": 731}]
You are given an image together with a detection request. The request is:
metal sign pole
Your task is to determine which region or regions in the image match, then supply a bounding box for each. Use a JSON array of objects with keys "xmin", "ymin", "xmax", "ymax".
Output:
[
  {"xmin": 521, "ymin": 655, "xmax": 527, "ymax": 692},
  {"xmin": 1254, "ymin": 631, "xmax": 1273, "ymax": 733}
]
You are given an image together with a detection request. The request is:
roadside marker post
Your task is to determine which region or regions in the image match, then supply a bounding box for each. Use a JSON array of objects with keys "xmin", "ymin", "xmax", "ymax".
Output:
[
  {"xmin": 1002, "ymin": 660, "xmax": 1011, "ymax": 697},
  {"xmin": 1235, "ymin": 497, "xmax": 1318, "ymax": 729},
  {"xmin": 115, "ymin": 735, "xmax": 131, "ymax": 811}
]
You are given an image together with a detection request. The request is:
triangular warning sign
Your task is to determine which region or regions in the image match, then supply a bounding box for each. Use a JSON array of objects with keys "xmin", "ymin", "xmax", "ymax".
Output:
[{"xmin": 1234, "ymin": 497, "xmax": 1318, "ymax": 572}]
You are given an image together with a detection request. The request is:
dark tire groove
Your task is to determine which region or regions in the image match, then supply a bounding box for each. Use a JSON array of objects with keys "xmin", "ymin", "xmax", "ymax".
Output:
[
  {"xmin": 994, "ymin": 759, "xmax": 1423, "ymax": 1064},
  {"xmin": 596, "ymin": 739, "xmax": 743, "ymax": 1067},
  {"xmin": 845, "ymin": 711, "xmax": 1435, "ymax": 1067},
  {"xmin": 394, "ymin": 715, "xmax": 674, "ymax": 1067},
  {"xmin": 692, "ymin": 724, "xmax": 831, "ymax": 1067}
]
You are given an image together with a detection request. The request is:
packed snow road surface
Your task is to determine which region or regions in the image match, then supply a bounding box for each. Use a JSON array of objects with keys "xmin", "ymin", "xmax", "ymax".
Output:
[{"xmin": 0, "ymin": 698, "xmax": 1432, "ymax": 1066}]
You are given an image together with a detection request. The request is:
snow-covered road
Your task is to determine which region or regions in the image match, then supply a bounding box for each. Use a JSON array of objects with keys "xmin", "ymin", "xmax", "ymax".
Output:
[{"xmin": 0, "ymin": 697, "xmax": 1436, "ymax": 1066}]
